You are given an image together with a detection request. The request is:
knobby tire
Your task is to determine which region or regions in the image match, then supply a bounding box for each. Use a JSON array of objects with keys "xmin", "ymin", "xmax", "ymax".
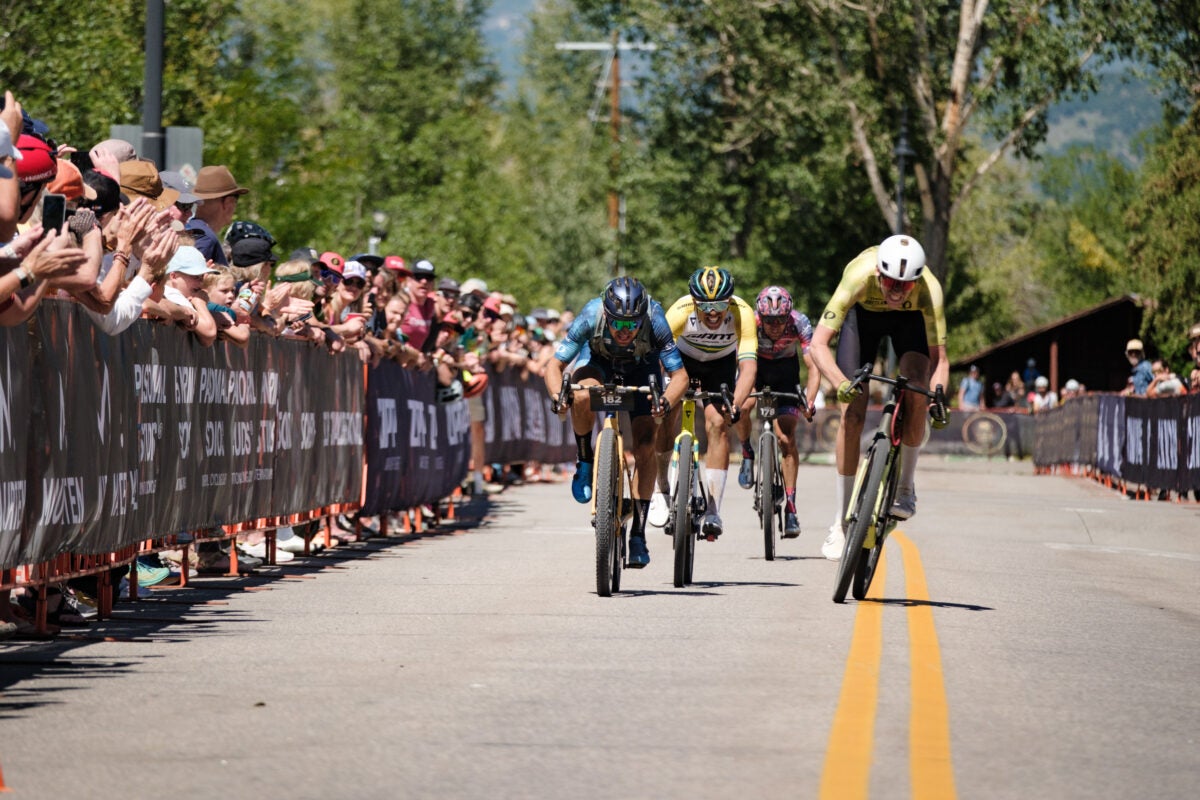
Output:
[
  {"xmin": 759, "ymin": 431, "xmax": 778, "ymax": 561},
  {"xmin": 673, "ymin": 434, "xmax": 695, "ymax": 588},
  {"xmin": 834, "ymin": 431, "xmax": 889, "ymax": 603},
  {"xmin": 853, "ymin": 445, "xmax": 898, "ymax": 600},
  {"xmin": 594, "ymin": 427, "xmax": 620, "ymax": 597}
]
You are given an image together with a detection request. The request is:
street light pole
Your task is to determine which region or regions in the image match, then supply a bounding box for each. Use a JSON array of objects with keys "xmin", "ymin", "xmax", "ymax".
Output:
[
  {"xmin": 141, "ymin": 0, "xmax": 165, "ymax": 168},
  {"xmin": 556, "ymin": 37, "xmax": 657, "ymax": 277},
  {"xmin": 893, "ymin": 106, "xmax": 915, "ymax": 235}
]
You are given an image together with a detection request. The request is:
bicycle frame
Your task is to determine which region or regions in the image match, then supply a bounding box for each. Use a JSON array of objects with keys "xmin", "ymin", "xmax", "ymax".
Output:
[
  {"xmin": 668, "ymin": 385, "xmax": 707, "ymax": 587},
  {"xmin": 555, "ymin": 373, "xmax": 661, "ymax": 597},
  {"xmin": 747, "ymin": 386, "xmax": 808, "ymax": 560},
  {"xmin": 834, "ymin": 364, "xmax": 945, "ymax": 603}
]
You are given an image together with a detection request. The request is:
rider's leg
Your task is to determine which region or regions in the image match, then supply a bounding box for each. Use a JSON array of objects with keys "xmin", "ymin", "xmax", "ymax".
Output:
[
  {"xmin": 833, "ymin": 392, "xmax": 868, "ymax": 524},
  {"xmin": 628, "ymin": 417, "xmax": 660, "ymax": 565},
  {"xmin": 897, "ymin": 351, "xmax": 932, "ymax": 491},
  {"xmin": 703, "ymin": 402, "xmax": 730, "ymax": 513},
  {"xmin": 776, "ymin": 416, "xmax": 800, "ymax": 511},
  {"xmin": 568, "ymin": 375, "xmax": 601, "ymax": 503},
  {"xmin": 734, "ymin": 398, "xmax": 756, "ymax": 487}
]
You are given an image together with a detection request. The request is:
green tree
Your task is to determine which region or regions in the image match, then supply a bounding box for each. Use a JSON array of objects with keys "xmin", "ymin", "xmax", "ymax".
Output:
[{"xmin": 1125, "ymin": 111, "xmax": 1200, "ymax": 366}]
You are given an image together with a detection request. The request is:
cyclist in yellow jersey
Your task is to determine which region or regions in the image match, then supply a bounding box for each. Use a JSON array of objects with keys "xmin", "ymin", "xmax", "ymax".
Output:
[
  {"xmin": 649, "ymin": 266, "xmax": 757, "ymax": 539},
  {"xmin": 808, "ymin": 235, "xmax": 950, "ymax": 560}
]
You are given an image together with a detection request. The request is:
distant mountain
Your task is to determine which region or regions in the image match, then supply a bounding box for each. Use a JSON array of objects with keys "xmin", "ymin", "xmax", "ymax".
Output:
[
  {"xmin": 1040, "ymin": 67, "xmax": 1164, "ymax": 165},
  {"xmin": 484, "ymin": 0, "xmax": 530, "ymax": 93}
]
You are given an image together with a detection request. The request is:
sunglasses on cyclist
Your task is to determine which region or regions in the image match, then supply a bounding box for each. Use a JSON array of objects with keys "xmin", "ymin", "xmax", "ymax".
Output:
[
  {"xmin": 879, "ymin": 275, "xmax": 917, "ymax": 293},
  {"xmin": 762, "ymin": 315, "xmax": 789, "ymax": 326},
  {"xmin": 696, "ymin": 300, "xmax": 729, "ymax": 314},
  {"xmin": 608, "ymin": 318, "xmax": 642, "ymax": 332}
]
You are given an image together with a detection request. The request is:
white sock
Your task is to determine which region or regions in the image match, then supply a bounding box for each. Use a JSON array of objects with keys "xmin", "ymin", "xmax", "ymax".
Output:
[
  {"xmin": 898, "ymin": 445, "xmax": 919, "ymax": 494},
  {"xmin": 707, "ymin": 468, "xmax": 727, "ymax": 514},
  {"xmin": 834, "ymin": 472, "xmax": 855, "ymax": 528}
]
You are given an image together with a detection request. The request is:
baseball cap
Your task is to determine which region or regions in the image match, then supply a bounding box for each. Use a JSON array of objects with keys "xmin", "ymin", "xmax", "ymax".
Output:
[
  {"xmin": 158, "ymin": 170, "xmax": 200, "ymax": 204},
  {"xmin": 92, "ymin": 138, "xmax": 137, "ymax": 163},
  {"xmin": 290, "ymin": 247, "xmax": 321, "ymax": 265},
  {"xmin": 1034, "ymin": 376, "xmax": 1049, "ymax": 388},
  {"xmin": 460, "ymin": 278, "xmax": 488, "ymax": 297},
  {"xmin": 1187, "ymin": 323, "xmax": 1200, "ymax": 341},
  {"xmin": 349, "ymin": 253, "xmax": 384, "ymax": 271},
  {"xmin": 231, "ymin": 237, "xmax": 276, "ymax": 268},
  {"xmin": 383, "ymin": 255, "xmax": 409, "ymax": 275},
  {"xmin": 16, "ymin": 135, "xmax": 57, "ymax": 184},
  {"xmin": 1064, "ymin": 379, "xmax": 1080, "ymax": 391},
  {"xmin": 319, "ymin": 251, "xmax": 345, "ymax": 275},
  {"xmin": 166, "ymin": 246, "xmax": 217, "ymax": 276},
  {"xmin": 119, "ymin": 159, "xmax": 179, "ymax": 211},
  {"xmin": 0, "ymin": 127, "xmax": 19, "ymax": 180},
  {"xmin": 437, "ymin": 277, "xmax": 460, "ymax": 293},
  {"xmin": 46, "ymin": 159, "xmax": 97, "ymax": 202},
  {"xmin": 412, "ymin": 259, "xmax": 436, "ymax": 278},
  {"xmin": 1125, "ymin": 339, "xmax": 1144, "ymax": 353},
  {"xmin": 343, "ymin": 260, "xmax": 369, "ymax": 281}
]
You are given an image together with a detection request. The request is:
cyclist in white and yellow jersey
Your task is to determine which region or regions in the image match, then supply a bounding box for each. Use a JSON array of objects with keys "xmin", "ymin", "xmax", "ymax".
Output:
[
  {"xmin": 808, "ymin": 235, "xmax": 950, "ymax": 560},
  {"xmin": 650, "ymin": 266, "xmax": 757, "ymax": 539}
]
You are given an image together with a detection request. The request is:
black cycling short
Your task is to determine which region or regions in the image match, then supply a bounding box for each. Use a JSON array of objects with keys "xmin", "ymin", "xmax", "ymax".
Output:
[
  {"xmin": 836, "ymin": 305, "xmax": 929, "ymax": 377},
  {"xmin": 756, "ymin": 357, "xmax": 804, "ymax": 417},
  {"xmin": 680, "ymin": 352, "xmax": 738, "ymax": 408}
]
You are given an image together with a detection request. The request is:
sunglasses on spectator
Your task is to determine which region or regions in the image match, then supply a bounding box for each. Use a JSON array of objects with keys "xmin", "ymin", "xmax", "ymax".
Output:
[
  {"xmin": 696, "ymin": 300, "xmax": 728, "ymax": 313},
  {"xmin": 344, "ymin": 278, "xmax": 366, "ymax": 290},
  {"xmin": 608, "ymin": 318, "xmax": 642, "ymax": 332},
  {"xmin": 320, "ymin": 268, "xmax": 342, "ymax": 285},
  {"xmin": 461, "ymin": 310, "xmax": 477, "ymax": 322},
  {"xmin": 440, "ymin": 290, "xmax": 460, "ymax": 298},
  {"xmin": 880, "ymin": 275, "xmax": 917, "ymax": 293},
  {"xmin": 413, "ymin": 274, "xmax": 434, "ymax": 283}
]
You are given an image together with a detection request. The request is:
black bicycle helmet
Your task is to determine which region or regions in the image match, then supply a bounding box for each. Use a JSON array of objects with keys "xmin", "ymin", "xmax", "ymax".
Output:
[
  {"xmin": 688, "ymin": 266, "xmax": 735, "ymax": 302},
  {"xmin": 225, "ymin": 220, "xmax": 276, "ymax": 248},
  {"xmin": 602, "ymin": 276, "xmax": 648, "ymax": 320}
]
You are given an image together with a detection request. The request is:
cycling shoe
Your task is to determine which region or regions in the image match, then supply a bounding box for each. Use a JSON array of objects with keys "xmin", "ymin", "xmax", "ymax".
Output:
[{"xmin": 571, "ymin": 461, "xmax": 593, "ymax": 504}]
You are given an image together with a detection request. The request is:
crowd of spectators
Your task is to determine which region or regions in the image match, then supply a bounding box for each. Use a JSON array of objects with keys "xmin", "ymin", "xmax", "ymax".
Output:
[{"xmin": 0, "ymin": 92, "xmax": 565, "ymax": 638}]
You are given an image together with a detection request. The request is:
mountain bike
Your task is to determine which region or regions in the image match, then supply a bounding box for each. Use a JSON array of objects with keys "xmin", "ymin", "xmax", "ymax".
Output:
[
  {"xmin": 555, "ymin": 372, "xmax": 662, "ymax": 597},
  {"xmin": 833, "ymin": 363, "xmax": 947, "ymax": 603},
  {"xmin": 667, "ymin": 382, "xmax": 734, "ymax": 588},
  {"xmin": 746, "ymin": 385, "xmax": 809, "ymax": 561}
]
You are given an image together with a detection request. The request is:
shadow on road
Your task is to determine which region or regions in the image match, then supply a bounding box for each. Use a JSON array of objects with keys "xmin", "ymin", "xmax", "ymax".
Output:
[{"xmin": 861, "ymin": 597, "xmax": 994, "ymax": 611}]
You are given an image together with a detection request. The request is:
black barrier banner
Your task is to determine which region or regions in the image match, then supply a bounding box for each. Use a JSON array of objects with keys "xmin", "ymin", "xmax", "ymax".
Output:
[
  {"xmin": 0, "ymin": 324, "xmax": 33, "ymax": 567},
  {"xmin": 361, "ymin": 361, "xmax": 470, "ymax": 514},
  {"xmin": 1123, "ymin": 396, "xmax": 1189, "ymax": 492},
  {"xmin": 1033, "ymin": 396, "xmax": 1099, "ymax": 467},
  {"xmin": 1184, "ymin": 393, "xmax": 1200, "ymax": 494},
  {"xmin": 0, "ymin": 301, "xmax": 363, "ymax": 570},
  {"xmin": 483, "ymin": 367, "xmax": 575, "ymax": 465},
  {"xmin": 1096, "ymin": 395, "xmax": 1123, "ymax": 478}
]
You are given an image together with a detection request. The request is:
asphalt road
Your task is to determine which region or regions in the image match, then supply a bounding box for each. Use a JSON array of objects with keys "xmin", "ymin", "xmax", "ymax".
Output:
[{"xmin": 2, "ymin": 456, "xmax": 1198, "ymax": 799}]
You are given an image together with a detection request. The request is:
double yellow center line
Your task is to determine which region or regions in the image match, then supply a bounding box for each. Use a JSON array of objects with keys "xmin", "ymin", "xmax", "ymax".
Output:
[{"xmin": 819, "ymin": 531, "xmax": 957, "ymax": 799}]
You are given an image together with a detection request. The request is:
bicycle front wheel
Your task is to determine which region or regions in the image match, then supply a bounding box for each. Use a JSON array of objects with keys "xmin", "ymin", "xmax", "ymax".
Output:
[
  {"xmin": 594, "ymin": 427, "xmax": 621, "ymax": 597},
  {"xmin": 834, "ymin": 433, "xmax": 889, "ymax": 603},
  {"xmin": 853, "ymin": 446, "xmax": 899, "ymax": 600},
  {"xmin": 759, "ymin": 431, "xmax": 778, "ymax": 561},
  {"xmin": 673, "ymin": 434, "xmax": 695, "ymax": 588}
]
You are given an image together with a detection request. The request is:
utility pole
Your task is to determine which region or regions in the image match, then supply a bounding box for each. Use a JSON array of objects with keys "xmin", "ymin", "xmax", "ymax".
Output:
[
  {"xmin": 142, "ymin": 0, "xmax": 165, "ymax": 167},
  {"xmin": 893, "ymin": 106, "xmax": 915, "ymax": 235},
  {"xmin": 556, "ymin": 37, "xmax": 657, "ymax": 276}
]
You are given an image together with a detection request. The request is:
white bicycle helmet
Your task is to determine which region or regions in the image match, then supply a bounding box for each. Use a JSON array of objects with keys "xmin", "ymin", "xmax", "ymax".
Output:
[{"xmin": 876, "ymin": 234, "xmax": 926, "ymax": 282}]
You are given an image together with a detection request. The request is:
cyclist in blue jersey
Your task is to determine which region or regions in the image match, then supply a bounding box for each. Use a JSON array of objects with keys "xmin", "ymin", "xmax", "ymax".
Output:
[{"xmin": 544, "ymin": 277, "xmax": 689, "ymax": 567}]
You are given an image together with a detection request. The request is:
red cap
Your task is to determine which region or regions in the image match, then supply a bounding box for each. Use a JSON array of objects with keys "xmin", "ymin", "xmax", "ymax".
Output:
[
  {"xmin": 383, "ymin": 255, "xmax": 409, "ymax": 275},
  {"xmin": 319, "ymin": 251, "xmax": 345, "ymax": 275},
  {"xmin": 16, "ymin": 135, "xmax": 57, "ymax": 184}
]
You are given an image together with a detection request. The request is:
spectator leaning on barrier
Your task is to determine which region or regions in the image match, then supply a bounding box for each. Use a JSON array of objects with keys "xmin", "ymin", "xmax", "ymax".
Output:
[
  {"xmin": 1060, "ymin": 378, "xmax": 1082, "ymax": 403},
  {"xmin": 187, "ymin": 165, "xmax": 248, "ymax": 266},
  {"xmin": 1146, "ymin": 359, "xmax": 1186, "ymax": 398},
  {"xmin": 156, "ymin": 245, "xmax": 218, "ymax": 345},
  {"xmin": 1123, "ymin": 339, "xmax": 1154, "ymax": 396},
  {"xmin": 401, "ymin": 258, "xmax": 441, "ymax": 352},
  {"xmin": 1186, "ymin": 322, "xmax": 1200, "ymax": 393},
  {"xmin": 1030, "ymin": 375, "xmax": 1057, "ymax": 412}
]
